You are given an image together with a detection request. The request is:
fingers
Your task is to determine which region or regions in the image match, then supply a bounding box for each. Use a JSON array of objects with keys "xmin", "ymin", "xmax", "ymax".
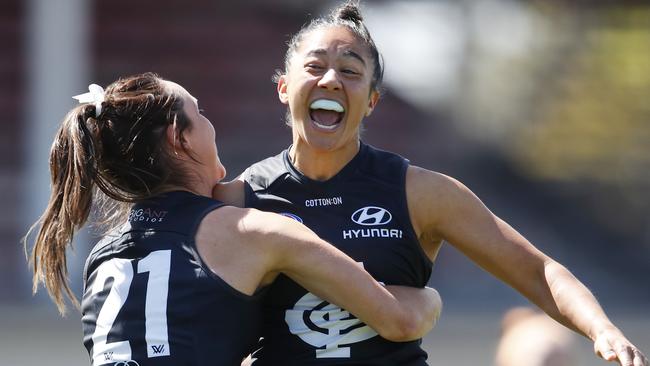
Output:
[
  {"xmin": 593, "ymin": 327, "xmax": 648, "ymax": 366},
  {"xmin": 613, "ymin": 342, "xmax": 638, "ymax": 366},
  {"xmin": 633, "ymin": 355, "xmax": 643, "ymax": 366},
  {"xmin": 616, "ymin": 344, "xmax": 650, "ymax": 366},
  {"xmin": 594, "ymin": 336, "xmax": 617, "ymax": 361},
  {"xmin": 632, "ymin": 349, "xmax": 649, "ymax": 366},
  {"xmin": 596, "ymin": 341, "xmax": 648, "ymax": 366},
  {"xmin": 616, "ymin": 345, "xmax": 634, "ymax": 366}
]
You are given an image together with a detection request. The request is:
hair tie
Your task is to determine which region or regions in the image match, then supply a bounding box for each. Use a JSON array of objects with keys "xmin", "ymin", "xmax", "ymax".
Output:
[{"xmin": 73, "ymin": 84, "xmax": 105, "ymax": 117}]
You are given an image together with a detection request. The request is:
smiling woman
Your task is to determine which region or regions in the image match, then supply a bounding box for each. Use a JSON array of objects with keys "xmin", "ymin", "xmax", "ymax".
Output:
[
  {"xmin": 309, "ymin": 99, "xmax": 345, "ymax": 131},
  {"xmin": 212, "ymin": 1, "xmax": 649, "ymax": 366},
  {"xmin": 272, "ymin": 9, "xmax": 381, "ymax": 172},
  {"xmin": 24, "ymin": 72, "xmax": 442, "ymax": 366}
]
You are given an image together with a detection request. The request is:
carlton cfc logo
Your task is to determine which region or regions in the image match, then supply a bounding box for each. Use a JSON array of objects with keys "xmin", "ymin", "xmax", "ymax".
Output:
[
  {"xmin": 286, "ymin": 292, "xmax": 378, "ymax": 358},
  {"xmin": 351, "ymin": 206, "xmax": 392, "ymax": 226},
  {"xmin": 286, "ymin": 262, "xmax": 378, "ymax": 358}
]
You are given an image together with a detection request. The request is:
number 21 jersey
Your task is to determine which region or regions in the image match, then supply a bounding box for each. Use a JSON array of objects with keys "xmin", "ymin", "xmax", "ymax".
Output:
[{"xmin": 81, "ymin": 191, "xmax": 262, "ymax": 366}]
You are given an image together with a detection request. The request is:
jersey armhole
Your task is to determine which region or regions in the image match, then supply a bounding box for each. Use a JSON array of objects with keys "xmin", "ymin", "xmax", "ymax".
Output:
[
  {"xmin": 187, "ymin": 203, "xmax": 264, "ymax": 302},
  {"xmin": 400, "ymin": 162, "xmax": 434, "ymax": 273},
  {"xmin": 193, "ymin": 251, "xmax": 264, "ymax": 302},
  {"xmin": 187, "ymin": 201, "xmax": 227, "ymax": 239}
]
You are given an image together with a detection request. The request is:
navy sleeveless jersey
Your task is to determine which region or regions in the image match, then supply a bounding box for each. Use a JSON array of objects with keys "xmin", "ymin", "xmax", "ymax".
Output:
[
  {"xmin": 81, "ymin": 191, "xmax": 261, "ymax": 366},
  {"xmin": 243, "ymin": 142, "xmax": 433, "ymax": 365}
]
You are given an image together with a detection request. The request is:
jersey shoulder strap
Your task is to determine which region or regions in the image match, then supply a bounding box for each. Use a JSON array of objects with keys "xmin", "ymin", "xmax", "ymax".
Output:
[
  {"xmin": 356, "ymin": 142, "xmax": 411, "ymax": 187},
  {"xmin": 244, "ymin": 150, "xmax": 288, "ymax": 192},
  {"xmin": 243, "ymin": 150, "xmax": 290, "ymax": 207}
]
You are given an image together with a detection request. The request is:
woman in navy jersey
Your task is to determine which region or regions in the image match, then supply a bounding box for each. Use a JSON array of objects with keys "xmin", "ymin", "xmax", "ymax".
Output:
[
  {"xmin": 213, "ymin": 2, "xmax": 648, "ymax": 366},
  {"xmin": 25, "ymin": 73, "xmax": 442, "ymax": 366}
]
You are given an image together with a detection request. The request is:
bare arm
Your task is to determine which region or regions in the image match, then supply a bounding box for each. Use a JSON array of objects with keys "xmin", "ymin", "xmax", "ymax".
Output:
[
  {"xmin": 407, "ymin": 165, "xmax": 647, "ymax": 366},
  {"xmin": 385, "ymin": 285, "xmax": 442, "ymax": 332},
  {"xmin": 240, "ymin": 209, "xmax": 442, "ymax": 341}
]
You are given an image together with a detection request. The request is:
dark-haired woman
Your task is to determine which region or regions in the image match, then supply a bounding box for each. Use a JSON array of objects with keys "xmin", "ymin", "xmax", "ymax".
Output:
[
  {"xmin": 25, "ymin": 73, "xmax": 442, "ymax": 366},
  {"xmin": 214, "ymin": 2, "xmax": 648, "ymax": 365}
]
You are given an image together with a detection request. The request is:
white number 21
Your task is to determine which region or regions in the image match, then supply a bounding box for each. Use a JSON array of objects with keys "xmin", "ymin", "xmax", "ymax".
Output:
[{"xmin": 90, "ymin": 250, "xmax": 171, "ymax": 365}]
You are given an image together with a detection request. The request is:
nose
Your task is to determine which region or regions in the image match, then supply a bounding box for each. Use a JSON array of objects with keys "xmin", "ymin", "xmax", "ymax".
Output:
[{"xmin": 317, "ymin": 68, "xmax": 342, "ymax": 91}]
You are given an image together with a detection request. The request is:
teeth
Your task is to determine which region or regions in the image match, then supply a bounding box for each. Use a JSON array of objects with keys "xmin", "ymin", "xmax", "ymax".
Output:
[
  {"xmin": 313, "ymin": 121, "xmax": 338, "ymax": 130},
  {"xmin": 310, "ymin": 99, "xmax": 344, "ymax": 113}
]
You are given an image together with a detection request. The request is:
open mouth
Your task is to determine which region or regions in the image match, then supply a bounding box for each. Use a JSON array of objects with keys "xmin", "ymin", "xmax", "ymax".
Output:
[{"xmin": 309, "ymin": 99, "xmax": 345, "ymax": 131}]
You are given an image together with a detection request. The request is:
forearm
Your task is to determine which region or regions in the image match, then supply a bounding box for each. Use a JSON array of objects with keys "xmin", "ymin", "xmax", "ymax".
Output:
[
  {"xmin": 538, "ymin": 262, "xmax": 650, "ymax": 365},
  {"xmin": 407, "ymin": 168, "xmax": 646, "ymax": 364},
  {"xmin": 269, "ymin": 217, "xmax": 425, "ymax": 341},
  {"xmin": 540, "ymin": 260, "xmax": 614, "ymax": 340},
  {"xmin": 284, "ymin": 248, "xmax": 417, "ymax": 341},
  {"xmin": 384, "ymin": 286, "xmax": 442, "ymax": 340}
]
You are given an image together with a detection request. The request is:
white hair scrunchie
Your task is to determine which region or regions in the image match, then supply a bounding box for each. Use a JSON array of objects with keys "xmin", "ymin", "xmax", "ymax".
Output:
[{"xmin": 72, "ymin": 84, "xmax": 105, "ymax": 117}]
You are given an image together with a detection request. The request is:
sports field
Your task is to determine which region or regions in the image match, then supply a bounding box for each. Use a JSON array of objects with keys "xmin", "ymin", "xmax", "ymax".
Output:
[{"xmin": 2, "ymin": 305, "xmax": 647, "ymax": 365}]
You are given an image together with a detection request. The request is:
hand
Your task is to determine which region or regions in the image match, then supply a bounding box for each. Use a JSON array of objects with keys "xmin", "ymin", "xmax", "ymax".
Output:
[{"xmin": 593, "ymin": 325, "xmax": 648, "ymax": 366}]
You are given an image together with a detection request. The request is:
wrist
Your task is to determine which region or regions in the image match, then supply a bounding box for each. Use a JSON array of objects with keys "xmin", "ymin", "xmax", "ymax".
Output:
[{"xmin": 589, "ymin": 320, "xmax": 617, "ymax": 341}]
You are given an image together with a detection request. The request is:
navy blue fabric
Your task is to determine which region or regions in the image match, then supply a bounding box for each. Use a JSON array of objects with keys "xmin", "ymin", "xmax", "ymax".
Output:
[
  {"xmin": 244, "ymin": 143, "xmax": 433, "ymax": 365},
  {"xmin": 82, "ymin": 191, "xmax": 261, "ymax": 366}
]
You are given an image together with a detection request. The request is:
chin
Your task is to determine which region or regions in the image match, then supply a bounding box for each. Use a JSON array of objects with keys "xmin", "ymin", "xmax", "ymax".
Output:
[{"xmin": 304, "ymin": 137, "xmax": 340, "ymax": 152}]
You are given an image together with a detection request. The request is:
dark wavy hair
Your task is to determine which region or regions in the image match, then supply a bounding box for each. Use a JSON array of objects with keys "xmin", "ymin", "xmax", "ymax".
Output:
[
  {"xmin": 275, "ymin": 0, "xmax": 384, "ymax": 92},
  {"xmin": 25, "ymin": 72, "xmax": 194, "ymax": 314}
]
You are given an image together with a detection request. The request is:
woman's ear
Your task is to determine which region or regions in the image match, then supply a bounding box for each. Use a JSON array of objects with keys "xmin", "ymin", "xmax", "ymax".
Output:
[
  {"xmin": 278, "ymin": 75, "xmax": 289, "ymax": 105},
  {"xmin": 365, "ymin": 90, "xmax": 380, "ymax": 117},
  {"xmin": 166, "ymin": 122, "xmax": 182, "ymax": 155}
]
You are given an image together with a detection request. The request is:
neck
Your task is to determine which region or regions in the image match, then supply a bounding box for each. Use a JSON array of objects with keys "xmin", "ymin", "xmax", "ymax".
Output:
[
  {"xmin": 161, "ymin": 184, "xmax": 210, "ymax": 198},
  {"xmin": 162, "ymin": 175, "xmax": 213, "ymax": 198},
  {"xmin": 163, "ymin": 159, "xmax": 217, "ymax": 198},
  {"xmin": 289, "ymin": 140, "xmax": 360, "ymax": 181}
]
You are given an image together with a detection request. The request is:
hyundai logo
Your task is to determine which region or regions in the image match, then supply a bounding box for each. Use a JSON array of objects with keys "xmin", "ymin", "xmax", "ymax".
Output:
[{"xmin": 351, "ymin": 206, "xmax": 392, "ymax": 226}]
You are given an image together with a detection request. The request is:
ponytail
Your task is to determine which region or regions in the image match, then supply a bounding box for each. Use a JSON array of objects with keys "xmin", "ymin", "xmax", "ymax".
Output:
[
  {"xmin": 335, "ymin": 1, "xmax": 364, "ymax": 24},
  {"xmin": 26, "ymin": 105, "xmax": 97, "ymax": 315},
  {"xmin": 26, "ymin": 72, "xmax": 192, "ymax": 315}
]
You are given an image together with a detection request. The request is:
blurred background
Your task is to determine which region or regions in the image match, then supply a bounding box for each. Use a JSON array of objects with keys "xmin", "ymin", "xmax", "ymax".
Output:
[{"xmin": 1, "ymin": 0, "xmax": 648, "ymax": 364}]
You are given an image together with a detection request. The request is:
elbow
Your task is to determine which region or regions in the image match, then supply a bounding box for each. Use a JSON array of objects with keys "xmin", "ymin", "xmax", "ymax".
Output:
[
  {"xmin": 380, "ymin": 313, "xmax": 429, "ymax": 342},
  {"xmin": 377, "ymin": 315, "xmax": 419, "ymax": 342},
  {"xmin": 380, "ymin": 289, "xmax": 443, "ymax": 342}
]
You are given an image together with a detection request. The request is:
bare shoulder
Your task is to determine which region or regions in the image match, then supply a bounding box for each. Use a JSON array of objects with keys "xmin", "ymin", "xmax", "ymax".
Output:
[
  {"xmin": 195, "ymin": 206, "xmax": 279, "ymax": 294},
  {"xmin": 212, "ymin": 178, "xmax": 245, "ymax": 207},
  {"xmin": 201, "ymin": 205, "xmax": 298, "ymax": 242},
  {"xmin": 197, "ymin": 205, "xmax": 246, "ymax": 240},
  {"xmin": 198, "ymin": 206, "xmax": 308, "ymax": 280},
  {"xmin": 406, "ymin": 165, "xmax": 473, "ymax": 209},
  {"xmin": 406, "ymin": 165, "xmax": 483, "ymax": 236},
  {"xmin": 196, "ymin": 206, "xmax": 281, "ymax": 262}
]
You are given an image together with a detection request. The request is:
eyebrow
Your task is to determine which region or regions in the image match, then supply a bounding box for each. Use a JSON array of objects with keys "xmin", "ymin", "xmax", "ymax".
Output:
[
  {"xmin": 343, "ymin": 50, "xmax": 366, "ymax": 66},
  {"xmin": 306, "ymin": 48, "xmax": 367, "ymax": 66}
]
